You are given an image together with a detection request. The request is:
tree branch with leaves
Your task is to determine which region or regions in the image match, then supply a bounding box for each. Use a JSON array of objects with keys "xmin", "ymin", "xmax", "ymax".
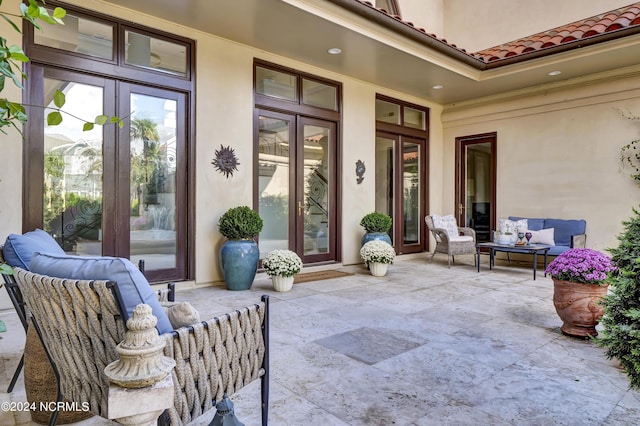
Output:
[{"xmin": 0, "ymin": 0, "xmax": 123, "ymax": 134}]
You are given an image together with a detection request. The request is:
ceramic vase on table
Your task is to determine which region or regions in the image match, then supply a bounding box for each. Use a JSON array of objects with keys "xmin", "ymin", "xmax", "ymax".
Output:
[
  {"xmin": 271, "ymin": 275, "xmax": 294, "ymax": 292},
  {"xmin": 369, "ymin": 262, "xmax": 388, "ymax": 277}
]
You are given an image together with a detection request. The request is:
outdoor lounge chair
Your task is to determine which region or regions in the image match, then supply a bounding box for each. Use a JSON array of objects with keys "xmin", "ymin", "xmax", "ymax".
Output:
[
  {"xmin": 425, "ymin": 214, "xmax": 477, "ymax": 268},
  {"xmin": 11, "ymin": 267, "xmax": 269, "ymax": 426},
  {"xmin": 0, "ymin": 249, "xmax": 174, "ymax": 394}
]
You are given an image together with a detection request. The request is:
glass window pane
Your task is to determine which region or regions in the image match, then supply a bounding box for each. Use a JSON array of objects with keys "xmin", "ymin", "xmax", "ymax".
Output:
[
  {"xmin": 258, "ymin": 116, "xmax": 291, "ymax": 257},
  {"xmin": 404, "ymin": 107, "xmax": 425, "ymax": 129},
  {"xmin": 43, "ymin": 79, "xmax": 104, "ymax": 254},
  {"xmin": 256, "ymin": 66, "xmax": 297, "ymax": 101},
  {"xmin": 375, "ymin": 99, "xmax": 400, "ymax": 124},
  {"xmin": 125, "ymin": 31, "xmax": 187, "ymax": 76},
  {"xmin": 34, "ymin": 12, "xmax": 113, "ymax": 60},
  {"xmin": 302, "ymin": 79, "xmax": 337, "ymax": 110},
  {"xmin": 129, "ymin": 94, "xmax": 178, "ymax": 270}
]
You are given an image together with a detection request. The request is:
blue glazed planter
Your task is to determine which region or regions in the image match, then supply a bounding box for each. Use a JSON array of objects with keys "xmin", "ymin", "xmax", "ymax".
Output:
[
  {"xmin": 220, "ymin": 239, "xmax": 260, "ymax": 291},
  {"xmin": 361, "ymin": 232, "xmax": 392, "ymax": 247}
]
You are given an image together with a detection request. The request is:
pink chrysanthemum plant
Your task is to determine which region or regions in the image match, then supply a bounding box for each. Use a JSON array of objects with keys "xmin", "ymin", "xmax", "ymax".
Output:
[{"xmin": 545, "ymin": 248, "xmax": 616, "ymax": 285}]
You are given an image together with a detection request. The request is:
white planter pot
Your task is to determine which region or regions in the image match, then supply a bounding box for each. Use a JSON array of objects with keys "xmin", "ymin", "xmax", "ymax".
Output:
[
  {"xmin": 369, "ymin": 262, "xmax": 388, "ymax": 277},
  {"xmin": 271, "ymin": 275, "xmax": 294, "ymax": 292}
]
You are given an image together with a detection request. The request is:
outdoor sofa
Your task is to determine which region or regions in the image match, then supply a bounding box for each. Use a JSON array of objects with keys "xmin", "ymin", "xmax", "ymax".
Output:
[{"xmin": 507, "ymin": 216, "xmax": 586, "ymax": 256}]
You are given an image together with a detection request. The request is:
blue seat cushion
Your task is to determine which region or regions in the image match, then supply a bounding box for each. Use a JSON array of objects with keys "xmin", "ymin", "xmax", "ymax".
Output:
[
  {"xmin": 30, "ymin": 253, "xmax": 173, "ymax": 334},
  {"xmin": 544, "ymin": 219, "xmax": 586, "ymax": 247},
  {"xmin": 3, "ymin": 229, "xmax": 66, "ymax": 270}
]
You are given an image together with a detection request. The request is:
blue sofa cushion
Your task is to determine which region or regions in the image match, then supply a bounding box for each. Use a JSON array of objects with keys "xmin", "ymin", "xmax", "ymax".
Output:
[
  {"xmin": 30, "ymin": 253, "xmax": 173, "ymax": 334},
  {"xmin": 544, "ymin": 218, "xmax": 586, "ymax": 247},
  {"xmin": 3, "ymin": 229, "xmax": 65, "ymax": 270},
  {"xmin": 509, "ymin": 216, "xmax": 545, "ymax": 231}
]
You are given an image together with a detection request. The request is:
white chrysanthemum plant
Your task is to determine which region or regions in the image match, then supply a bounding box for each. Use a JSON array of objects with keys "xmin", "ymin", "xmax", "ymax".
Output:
[
  {"xmin": 360, "ymin": 240, "xmax": 395, "ymax": 266},
  {"xmin": 262, "ymin": 249, "xmax": 303, "ymax": 277}
]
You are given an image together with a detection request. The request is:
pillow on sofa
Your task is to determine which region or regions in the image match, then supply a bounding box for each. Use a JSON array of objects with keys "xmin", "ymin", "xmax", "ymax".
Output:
[
  {"xmin": 499, "ymin": 218, "xmax": 528, "ymax": 234},
  {"xmin": 30, "ymin": 253, "xmax": 173, "ymax": 334},
  {"xmin": 509, "ymin": 216, "xmax": 545, "ymax": 231},
  {"xmin": 3, "ymin": 229, "xmax": 65, "ymax": 270},
  {"xmin": 528, "ymin": 228, "xmax": 555, "ymax": 246}
]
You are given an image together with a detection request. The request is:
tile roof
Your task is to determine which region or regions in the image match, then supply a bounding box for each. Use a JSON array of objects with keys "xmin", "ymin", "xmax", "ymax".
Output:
[
  {"xmin": 474, "ymin": 2, "xmax": 640, "ymax": 63},
  {"xmin": 352, "ymin": 0, "xmax": 640, "ymax": 67}
]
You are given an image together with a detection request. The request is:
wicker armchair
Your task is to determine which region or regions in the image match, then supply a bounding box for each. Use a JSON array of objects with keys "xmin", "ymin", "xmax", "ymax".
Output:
[
  {"xmin": 12, "ymin": 268, "xmax": 269, "ymax": 426},
  {"xmin": 425, "ymin": 215, "xmax": 477, "ymax": 268}
]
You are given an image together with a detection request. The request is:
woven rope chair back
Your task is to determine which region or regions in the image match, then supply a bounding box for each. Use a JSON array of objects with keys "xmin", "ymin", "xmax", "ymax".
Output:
[
  {"xmin": 13, "ymin": 268, "xmax": 268, "ymax": 425},
  {"xmin": 14, "ymin": 268, "xmax": 124, "ymax": 419}
]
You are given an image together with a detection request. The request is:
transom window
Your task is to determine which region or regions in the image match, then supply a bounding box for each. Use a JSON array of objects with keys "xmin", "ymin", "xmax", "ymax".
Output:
[
  {"xmin": 32, "ymin": 6, "xmax": 190, "ymax": 78},
  {"xmin": 255, "ymin": 64, "xmax": 339, "ymax": 112}
]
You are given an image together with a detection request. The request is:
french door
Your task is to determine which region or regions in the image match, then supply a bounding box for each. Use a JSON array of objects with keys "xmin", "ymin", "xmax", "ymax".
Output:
[
  {"xmin": 25, "ymin": 67, "xmax": 188, "ymax": 281},
  {"xmin": 375, "ymin": 132, "xmax": 427, "ymax": 254},
  {"xmin": 455, "ymin": 133, "xmax": 496, "ymax": 243},
  {"xmin": 256, "ymin": 110, "xmax": 337, "ymax": 263}
]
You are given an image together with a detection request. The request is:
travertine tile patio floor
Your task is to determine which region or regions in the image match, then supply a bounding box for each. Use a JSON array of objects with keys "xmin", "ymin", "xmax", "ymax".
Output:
[{"xmin": 1, "ymin": 255, "xmax": 640, "ymax": 425}]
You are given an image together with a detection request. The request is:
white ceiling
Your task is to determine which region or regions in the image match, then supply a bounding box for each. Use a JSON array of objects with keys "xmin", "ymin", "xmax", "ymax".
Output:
[{"xmin": 99, "ymin": 0, "xmax": 640, "ymax": 106}]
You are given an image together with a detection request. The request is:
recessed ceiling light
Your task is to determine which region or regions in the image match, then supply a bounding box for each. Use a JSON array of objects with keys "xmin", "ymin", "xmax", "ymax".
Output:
[
  {"xmin": 327, "ymin": 48, "xmax": 342, "ymax": 55},
  {"xmin": 548, "ymin": 70, "xmax": 562, "ymax": 76},
  {"xmin": 432, "ymin": 85, "xmax": 444, "ymax": 90}
]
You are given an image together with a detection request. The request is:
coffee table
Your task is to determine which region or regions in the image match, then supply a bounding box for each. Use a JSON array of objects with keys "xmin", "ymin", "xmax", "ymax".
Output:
[{"xmin": 476, "ymin": 242, "xmax": 550, "ymax": 280}]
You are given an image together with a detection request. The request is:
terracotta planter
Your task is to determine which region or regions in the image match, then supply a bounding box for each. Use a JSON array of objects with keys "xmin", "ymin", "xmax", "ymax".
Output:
[{"xmin": 552, "ymin": 278, "xmax": 608, "ymax": 337}]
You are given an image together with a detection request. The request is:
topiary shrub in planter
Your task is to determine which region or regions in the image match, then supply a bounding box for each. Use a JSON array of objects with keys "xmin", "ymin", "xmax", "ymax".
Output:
[
  {"xmin": 359, "ymin": 212, "xmax": 392, "ymax": 247},
  {"xmin": 218, "ymin": 205, "xmax": 263, "ymax": 240},
  {"xmin": 597, "ymin": 207, "xmax": 640, "ymax": 388},
  {"xmin": 218, "ymin": 206, "xmax": 263, "ymax": 290}
]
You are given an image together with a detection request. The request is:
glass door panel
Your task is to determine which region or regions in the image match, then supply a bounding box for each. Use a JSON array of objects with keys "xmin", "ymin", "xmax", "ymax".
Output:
[
  {"xmin": 402, "ymin": 141, "xmax": 420, "ymax": 246},
  {"xmin": 257, "ymin": 113, "xmax": 293, "ymax": 257},
  {"xmin": 375, "ymin": 136, "xmax": 395, "ymax": 243},
  {"xmin": 298, "ymin": 117, "xmax": 335, "ymax": 263},
  {"xmin": 128, "ymin": 93, "xmax": 178, "ymax": 272},
  {"xmin": 302, "ymin": 124, "xmax": 329, "ymax": 255},
  {"xmin": 376, "ymin": 133, "xmax": 426, "ymax": 253},
  {"xmin": 457, "ymin": 134, "xmax": 496, "ymax": 243},
  {"xmin": 43, "ymin": 79, "xmax": 104, "ymax": 254}
]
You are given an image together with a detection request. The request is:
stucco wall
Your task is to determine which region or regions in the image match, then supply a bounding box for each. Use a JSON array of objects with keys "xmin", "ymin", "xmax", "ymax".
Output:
[
  {"xmin": 1, "ymin": 0, "xmax": 443, "ymax": 288},
  {"xmin": 396, "ymin": 0, "xmax": 444, "ymax": 35},
  {"xmin": 443, "ymin": 0, "xmax": 633, "ymax": 52},
  {"xmin": 442, "ymin": 75, "xmax": 640, "ymax": 253},
  {"xmin": 0, "ymin": 0, "xmax": 24, "ymax": 242}
]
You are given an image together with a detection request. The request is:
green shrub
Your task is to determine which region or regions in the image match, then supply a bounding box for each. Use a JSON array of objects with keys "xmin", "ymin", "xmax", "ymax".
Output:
[
  {"xmin": 359, "ymin": 212, "xmax": 392, "ymax": 233},
  {"xmin": 597, "ymin": 206, "xmax": 640, "ymax": 389},
  {"xmin": 218, "ymin": 206, "xmax": 263, "ymax": 239}
]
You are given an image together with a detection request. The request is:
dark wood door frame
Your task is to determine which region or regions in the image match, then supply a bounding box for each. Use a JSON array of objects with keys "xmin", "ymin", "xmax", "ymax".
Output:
[{"xmin": 455, "ymin": 132, "xmax": 497, "ymax": 240}]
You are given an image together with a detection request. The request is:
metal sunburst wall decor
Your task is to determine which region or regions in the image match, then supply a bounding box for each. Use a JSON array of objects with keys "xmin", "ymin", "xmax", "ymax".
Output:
[{"xmin": 212, "ymin": 144, "xmax": 240, "ymax": 178}]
